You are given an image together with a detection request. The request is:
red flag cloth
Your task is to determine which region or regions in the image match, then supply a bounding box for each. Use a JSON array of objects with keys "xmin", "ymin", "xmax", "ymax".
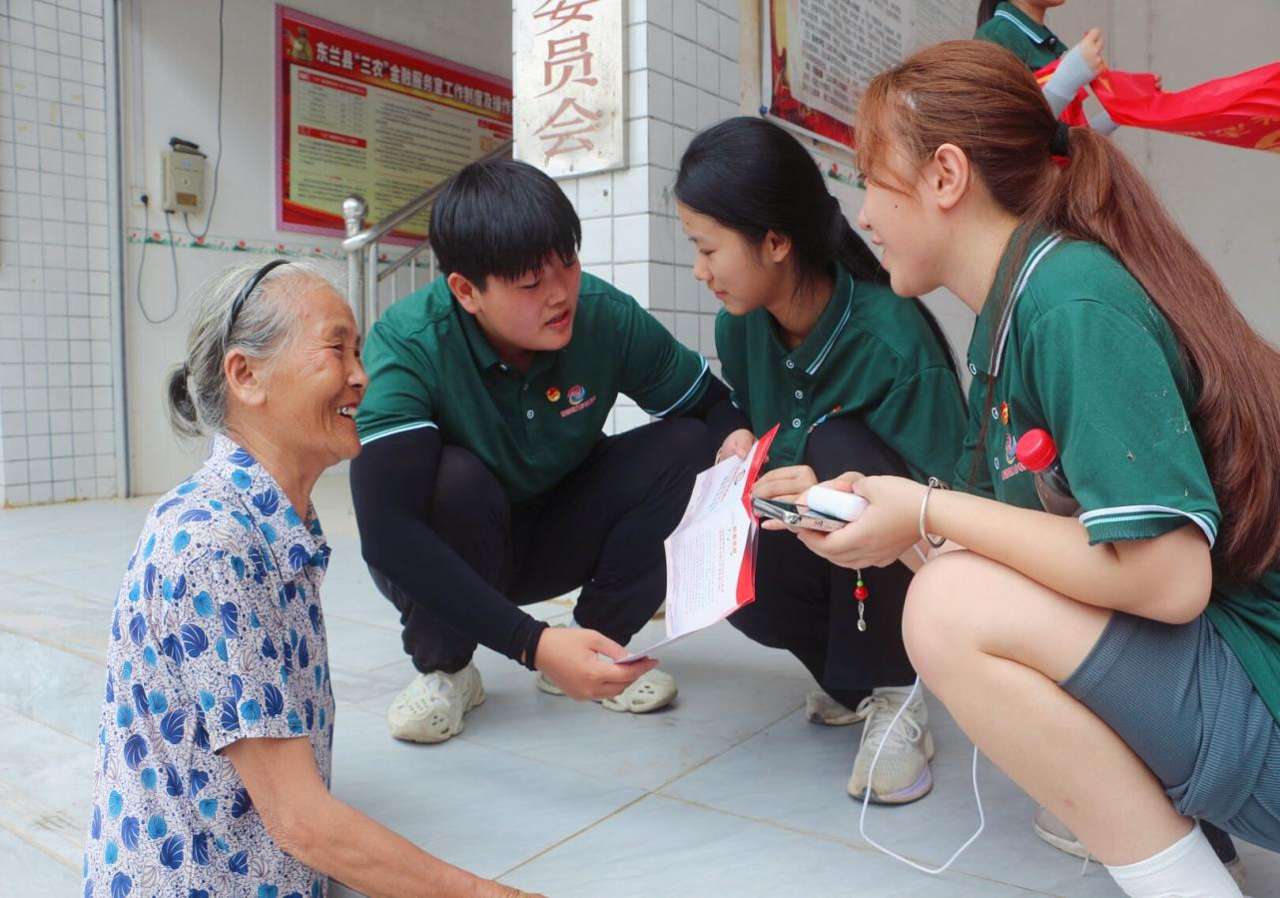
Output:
[{"xmin": 1035, "ymin": 60, "xmax": 1280, "ymax": 153}]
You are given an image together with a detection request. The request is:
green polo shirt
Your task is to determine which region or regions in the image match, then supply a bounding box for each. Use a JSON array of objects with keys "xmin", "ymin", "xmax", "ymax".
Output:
[
  {"xmin": 356, "ymin": 272, "xmax": 710, "ymax": 504},
  {"xmin": 715, "ymin": 263, "xmax": 966, "ymax": 482},
  {"xmin": 975, "ymin": 2, "xmax": 1066, "ymax": 70},
  {"xmin": 957, "ymin": 231, "xmax": 1280, "ymax": 724}
]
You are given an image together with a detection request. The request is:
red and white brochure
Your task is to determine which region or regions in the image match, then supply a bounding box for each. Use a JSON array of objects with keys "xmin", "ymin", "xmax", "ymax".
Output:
[{"xmin": 618, "ymin": 426, "xmax": 779, "ymax": 664}]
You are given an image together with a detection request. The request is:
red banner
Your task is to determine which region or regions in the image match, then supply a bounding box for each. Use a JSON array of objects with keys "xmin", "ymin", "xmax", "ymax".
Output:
[{"xmin": 1037, "ymin": 60, "xmax": 1280, "ymax": 153}]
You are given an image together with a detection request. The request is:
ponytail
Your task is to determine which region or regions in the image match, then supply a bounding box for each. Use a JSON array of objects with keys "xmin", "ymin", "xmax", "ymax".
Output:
[
  {"xmin": 858, "ymin": 40, "xmax": 1280, "ymax": 580},
  {"xmin": 166, "ymin": 364, "xmax": 201, "ymax": 439},
  {"xmin": 1053, "ymin": 126, "xmax": 1280, "ymax": 580}
]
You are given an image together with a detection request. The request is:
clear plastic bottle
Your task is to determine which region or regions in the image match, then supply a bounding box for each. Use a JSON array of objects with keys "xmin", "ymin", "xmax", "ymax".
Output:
[{"xmin": 1014, "ymin": 428, "xmax": 1081, "ymax": 517}]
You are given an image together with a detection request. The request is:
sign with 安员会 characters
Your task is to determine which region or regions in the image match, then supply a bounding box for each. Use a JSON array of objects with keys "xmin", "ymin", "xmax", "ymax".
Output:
[{"xmin": 514, "ymin": 0, "xmax": 627, "ymax": 177}]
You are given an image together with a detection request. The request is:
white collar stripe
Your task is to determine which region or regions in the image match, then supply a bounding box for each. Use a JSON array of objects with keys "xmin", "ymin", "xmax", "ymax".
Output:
[
  {"xmin": 359, "ymin": 420, "xmax": 438, "ymax": 446},
  {"xmin": 1079, "ymin": 504, "xmax": 1218, "ymax": 547},
  {"xmin": 651, "ymin": 357, "xmax": 710, "ymax": 418},
  {"xmin": 806, "ymin": 279, "xmax": 855, "ymax": 376},
  {"xmin": 993, "ymin": 8, "xmax": 1044, "ymax": 43},
  {"xmin": 990, "ymin": 233, "xmax": 1063, "ymax": 377}
]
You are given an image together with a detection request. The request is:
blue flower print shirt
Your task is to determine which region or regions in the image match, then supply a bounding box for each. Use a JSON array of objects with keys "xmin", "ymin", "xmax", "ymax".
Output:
[{"xmin": 83, "ymin": 435, "xmax": 335, "ymax": 898}]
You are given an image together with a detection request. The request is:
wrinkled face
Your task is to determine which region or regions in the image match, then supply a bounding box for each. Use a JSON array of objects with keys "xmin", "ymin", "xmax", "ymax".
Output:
[
  {"xmin": 456, "ymin": 253, "xmax": 581, "ymax": 358},
  {"xmin": 260, "ymin": 283, "xmax": 367, "ymax": 469},
  {"xmin": 677, "ymin": 202, "xmax": 782, "ymax": 316},
  {"xmin": 855, "ymin": 147, "xmax": 948, "ymax": 300}
]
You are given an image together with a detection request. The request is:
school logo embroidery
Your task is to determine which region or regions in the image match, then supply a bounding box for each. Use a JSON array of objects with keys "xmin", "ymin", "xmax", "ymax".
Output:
[
  {"xmin": 560, "ymin": 384, "xmax": 597, "ymax": 418},
  {"xmin": 546, "ymin": 387, "xmax": 561, "ymax": 403},
  {"xmin": 999, "ymin": 432, "xmax": 1027, "ymax": 481}
]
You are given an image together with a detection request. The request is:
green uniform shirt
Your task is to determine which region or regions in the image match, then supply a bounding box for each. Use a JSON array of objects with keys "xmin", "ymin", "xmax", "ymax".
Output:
[
  {"xmin": 975, "ymin": 1, "xmax": 1066, "ymax": 70},
  {"xmin": 356, "ymin": 272, "xmax": 710, "ymax": 504},
  {"xmin": 956, "ymin": 231, "xmax": 1280, "ymax": 724},
  {"xmin": 715, "ymin": 263, "xmax": 966, "ymax": 482}
]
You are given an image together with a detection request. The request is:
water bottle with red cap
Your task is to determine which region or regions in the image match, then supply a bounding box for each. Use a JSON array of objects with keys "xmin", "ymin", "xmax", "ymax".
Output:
[{"xmin": 1015, "ymin": 428, "xmax": 1081, "ymax": 517}]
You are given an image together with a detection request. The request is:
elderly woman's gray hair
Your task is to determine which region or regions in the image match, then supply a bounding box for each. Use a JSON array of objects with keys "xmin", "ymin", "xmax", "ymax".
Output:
[{"xmin": 166, "ymin": 259, "xmax": 345, "ymax": 438}]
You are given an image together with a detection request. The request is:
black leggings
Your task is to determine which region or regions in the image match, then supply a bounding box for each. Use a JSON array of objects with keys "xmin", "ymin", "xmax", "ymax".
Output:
[
  {"xmin": 371, "ymin": 418, "xmax": 711, "ymax": 673},
  {"xmin": 729, "ymin": 416, "xmax": 916, "ymax": 707}
]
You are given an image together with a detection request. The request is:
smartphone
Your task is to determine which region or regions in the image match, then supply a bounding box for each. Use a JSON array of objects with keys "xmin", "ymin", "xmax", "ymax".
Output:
[{"xmin": 751, "ymin": 497, "xmax": 848, "ymax": 532}]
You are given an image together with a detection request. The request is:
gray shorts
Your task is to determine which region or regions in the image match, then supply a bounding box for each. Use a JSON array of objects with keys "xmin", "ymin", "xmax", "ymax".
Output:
[{"xmin": 1062, "ymin": 611, "xmax": 1280, "ymax": 852}]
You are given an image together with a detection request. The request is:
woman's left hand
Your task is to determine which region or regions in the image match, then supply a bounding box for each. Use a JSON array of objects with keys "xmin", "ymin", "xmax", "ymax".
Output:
[{"xmin": 795, "ymin": 473, "xmax": 927, "ymax": 569}]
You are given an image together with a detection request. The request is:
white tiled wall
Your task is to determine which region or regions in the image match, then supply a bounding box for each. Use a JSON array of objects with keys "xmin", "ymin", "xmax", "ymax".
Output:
[
  {"xmin": 524, "ymin": 0, "xmax": 742, "ymax": 434},
  {"xmin": 0, "ymin": 0, "xmax": 120, "ymax": 506}
]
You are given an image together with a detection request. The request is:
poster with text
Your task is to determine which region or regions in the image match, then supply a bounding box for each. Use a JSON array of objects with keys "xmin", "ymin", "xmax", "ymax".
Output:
[
  {"xmin": 276, "ymin": 6, "xmax": 513, "ymax": 242},
  {"xmin": 763, "ymin": 0, "xmax": 969, "ymax": 152}
]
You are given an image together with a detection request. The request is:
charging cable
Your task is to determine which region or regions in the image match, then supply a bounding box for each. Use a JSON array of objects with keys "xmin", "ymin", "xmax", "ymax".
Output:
[{"xmin": 858, "ymin": 676, "xmax": 987, "ymax": 875}]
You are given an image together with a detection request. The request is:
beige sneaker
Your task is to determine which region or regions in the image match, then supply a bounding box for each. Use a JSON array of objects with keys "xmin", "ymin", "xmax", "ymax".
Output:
[
  {"xmin": 536, "ymin": 668, "xmax": 678, "ymax": 713},
  {"xmin": 387, "ymin": 663, "xmax": 485, "ymax": 744},
  {"xmin": 806, "ymin": 689, "xmax": 868, "ymax": 726},
  {"xmin": 847, "ymin": 687, "xmax": 935, "ymax": 804}
]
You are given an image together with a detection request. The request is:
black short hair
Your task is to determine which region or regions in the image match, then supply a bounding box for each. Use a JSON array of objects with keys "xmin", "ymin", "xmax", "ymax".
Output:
[{"xmin": 429, "ymin": 158, "xmax": 581, "ymax": 288}]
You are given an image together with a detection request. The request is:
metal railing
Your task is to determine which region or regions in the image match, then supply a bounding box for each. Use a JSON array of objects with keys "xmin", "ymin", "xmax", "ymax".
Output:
[{"xmin": 341, "ymin": 140, "xmax": 515, "ymax": 335}]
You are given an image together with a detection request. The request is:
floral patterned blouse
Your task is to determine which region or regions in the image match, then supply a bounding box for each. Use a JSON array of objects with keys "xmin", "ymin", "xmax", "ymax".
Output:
[{"xmin": 82, "ymin": 435, "xmax": 335, "ymax": 898}]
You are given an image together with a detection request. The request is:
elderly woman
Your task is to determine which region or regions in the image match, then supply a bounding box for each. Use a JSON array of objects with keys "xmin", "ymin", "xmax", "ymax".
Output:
[{"xmin": 82, "ymin": 260, "xmax": 542, "ymax": 898}]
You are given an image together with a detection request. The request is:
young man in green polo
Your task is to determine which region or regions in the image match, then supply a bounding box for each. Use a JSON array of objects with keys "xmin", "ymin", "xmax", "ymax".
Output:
[{"xmin": 349, "ymin": 158, "xmax": 732, "ymax": 743}]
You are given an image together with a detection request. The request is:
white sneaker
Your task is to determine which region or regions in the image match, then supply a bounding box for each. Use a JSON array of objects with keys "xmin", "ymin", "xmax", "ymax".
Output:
[
  {"xmin": 536, "ymin": 668, "xmax": 678, "ymax": 713},
  {"xmin": 387, "ymin": 663, "xmax": 485, "ymax": 744},
  {"xmin": 1032, "ymin": 806, "xmax": 1088, "ymax": 859},
  {"xmin": 847, "ymin": 687, "xmax": 935, "ymax": 804},
  {"xmin": 806, "ymin": 689, "xmax": 868, "ymax": 726}
]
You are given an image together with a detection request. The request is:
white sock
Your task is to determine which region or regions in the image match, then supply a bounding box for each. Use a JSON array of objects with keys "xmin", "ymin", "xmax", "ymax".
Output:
[
  {"xmin": 1043, "ymin": 42, "xmax": 1097, "ymax": 117},
  {"xmin": 1107, "ymin": 824, "xmax": 1244, "ymax": 898}
]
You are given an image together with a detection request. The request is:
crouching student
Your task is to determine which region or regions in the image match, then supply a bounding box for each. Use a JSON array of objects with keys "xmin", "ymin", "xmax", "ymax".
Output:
[
  {"xmin": 980, "ymin": 9, "xmax": 1237, "ymax": 874},
  {"xmin": 802, "ymin": 41, "xmax": 1277, "ymax": 898},
  {"xmin": 350, "ymin": 158, "xmax": 732, "ymax": 744},
  {"xmin": 675, "ymin": 117, "xmax": 968, "ymax": 804}
]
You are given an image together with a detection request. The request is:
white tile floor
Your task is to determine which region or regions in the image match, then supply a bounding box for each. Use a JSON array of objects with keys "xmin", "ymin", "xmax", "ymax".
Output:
[{"xmin": 2, "ymin": 477, "xmax": 1278, "ymax": 897}]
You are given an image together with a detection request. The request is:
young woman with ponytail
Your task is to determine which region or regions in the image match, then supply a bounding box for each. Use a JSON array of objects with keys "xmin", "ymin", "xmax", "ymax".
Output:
[
  {"xmin": 977, "ymin": 6, "xmax": 1232, "ymax": 874},
  {"xmin": 796, "ymin": 41, "xmax": 1278, "ymax": 897},
  {"xmin": 674, "ymin": 116, "xmax": 968, "ymax": 806}
]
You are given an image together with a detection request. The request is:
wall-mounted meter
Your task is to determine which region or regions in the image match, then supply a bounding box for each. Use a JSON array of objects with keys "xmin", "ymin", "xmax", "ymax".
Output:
[{"xmin": 162, "ymin": 138, "xmax": 207, "ymax": 214}]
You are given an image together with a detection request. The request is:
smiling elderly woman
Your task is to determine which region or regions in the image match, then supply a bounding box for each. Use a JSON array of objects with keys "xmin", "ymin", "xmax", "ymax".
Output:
[{"xmin": 81, "ymin": 260, "xmax": 542, "ymax": 898}]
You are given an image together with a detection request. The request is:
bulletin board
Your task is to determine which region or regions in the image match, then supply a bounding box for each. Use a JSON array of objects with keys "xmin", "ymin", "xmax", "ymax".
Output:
[
  {"xmin": 276, "ymin": 6, "xmax": 513, "ymax": 242},
  {"xmin": 762, "ymin": 0, "xmax": 969, "ymax": 152}
]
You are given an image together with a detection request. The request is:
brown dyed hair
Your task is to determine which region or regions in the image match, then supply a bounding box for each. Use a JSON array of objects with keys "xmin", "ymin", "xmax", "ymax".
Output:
[{"xmin": 856, "ymin": 40, "xmax": 1280, "ymax": 581}]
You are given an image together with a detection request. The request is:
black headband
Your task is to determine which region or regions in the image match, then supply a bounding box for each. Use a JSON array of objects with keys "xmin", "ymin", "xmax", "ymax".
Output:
[
  {"xmin": 1050, "ymin": 121, "xmax": 1072, "ymax": 158},
  {"xmin": 226, "ymin": 259, "xmax": 290, "ymax": 343}
]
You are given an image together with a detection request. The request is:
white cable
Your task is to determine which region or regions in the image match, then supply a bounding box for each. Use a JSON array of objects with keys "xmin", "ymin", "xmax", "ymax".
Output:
[{"xmin": 858, "ymin": 677, "xmax": 987, "ymax": 874}]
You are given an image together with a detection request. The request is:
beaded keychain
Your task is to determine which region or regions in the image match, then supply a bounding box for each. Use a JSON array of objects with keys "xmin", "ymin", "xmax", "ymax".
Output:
[{"xmin": 855, "ymin": 570, "xmax": 869, "ymax": 631}]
